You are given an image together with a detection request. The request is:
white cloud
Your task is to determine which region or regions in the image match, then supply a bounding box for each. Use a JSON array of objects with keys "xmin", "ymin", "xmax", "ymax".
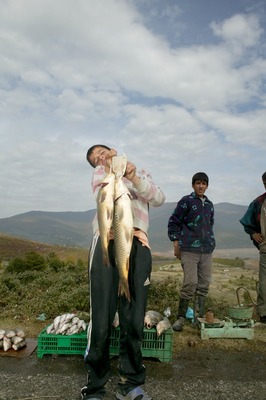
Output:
[
  {"xmin": 0, "ymin": 0, "xmax": 265, "ymax": 218},
  {"xmin": 211, "ymin": 13, "xmax": 263, "ymax": 48}
]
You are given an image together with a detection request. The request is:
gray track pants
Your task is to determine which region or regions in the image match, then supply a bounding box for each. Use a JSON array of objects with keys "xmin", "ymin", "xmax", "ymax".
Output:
[
  {"xmin": 257, "ymin": 252, "xmax": 266, "ymax": 317},
  {"xmin": 179, "ymin": 251, "xmax": 212, "ymax": 299}
]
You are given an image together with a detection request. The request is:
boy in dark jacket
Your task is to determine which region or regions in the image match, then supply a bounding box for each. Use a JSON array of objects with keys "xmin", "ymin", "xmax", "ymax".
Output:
[
  {"xmin": 240, "ymin": 172, "xmax": 266, "ymax": 323},
  {"xmin": 168, "ymin": 172, "xmax": 215, "ymax": 331}
]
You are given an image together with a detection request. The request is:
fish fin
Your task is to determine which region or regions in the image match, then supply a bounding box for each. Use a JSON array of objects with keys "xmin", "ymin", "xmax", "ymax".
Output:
[
  {"xmin": 103, "ymin": 252, "xmax": 111, "ymax": 267},
  {"xmin": 99, "ymin": 191, "xmax": 107, "ymax": 203},
  {"xmin": 102, "ymin": 236, "xmax": 111, "ymax": 267},
  {"xmin": 106, "ymin": 208, "xmax": 113, "ymax": 221},
  {"xmin": 100, "ymin": 182, "xmax": 109, "ymax": 188},
  {"xmin": 118, "ymin": 280, "xmax": 131, "ymax": 302},
  {"xmin": 125, "ymin": 230, "xmax": 133, "ymax": 244}
]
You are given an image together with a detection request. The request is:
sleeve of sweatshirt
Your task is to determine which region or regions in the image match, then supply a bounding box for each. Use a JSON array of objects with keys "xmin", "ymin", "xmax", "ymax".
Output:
[
  {"xmin": 133, "ymin": 169, "xmax": 165, "ymax": 207},
  {"xmin": 91, "ymin": 165, "xmax": 107, "ymax": 199},
  {"xmin": 239, "ymin": 200, "xmax": 258, "ymax": 236},
  {"xmin": 167, "ymin": 199, "xmax": 186, "ymax": 241}
]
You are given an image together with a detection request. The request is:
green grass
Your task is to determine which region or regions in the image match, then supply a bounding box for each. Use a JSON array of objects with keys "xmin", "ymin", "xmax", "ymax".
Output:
[
  {"xmin": 213, "ymin": 257, "xmax": 245, "ymax": 268},
  {"xmin": 0, "ymin": 236, "xmax": 260, "ymax": 338}
]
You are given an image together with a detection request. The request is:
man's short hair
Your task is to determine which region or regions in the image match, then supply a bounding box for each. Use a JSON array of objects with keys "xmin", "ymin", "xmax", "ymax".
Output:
[
  {"xmin": 192, "ymin": 172, "xmax": 209, "ymax": 185},
  {"xmin": 262, "ymin": 172, "xmax": 266, "ymax": 181},
  {"xmin": 86, "ymin": 144, "xmax": 111, "ymax": 167}
]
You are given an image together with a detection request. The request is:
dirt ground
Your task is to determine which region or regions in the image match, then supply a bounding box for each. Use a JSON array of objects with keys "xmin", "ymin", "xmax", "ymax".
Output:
[
  {"xmin": 1, "ymin": 325, "xmax": 266, "ymax": 400},
  {"xmin": 1, "ymin": 252, "xmax": 266, "ymax": 400},
  {"xmin": 152, "ymin": 253, "xmax": 260, "ymax": 309}
]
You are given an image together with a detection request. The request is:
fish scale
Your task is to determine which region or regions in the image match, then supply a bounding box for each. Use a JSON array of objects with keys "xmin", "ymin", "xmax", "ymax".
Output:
[
  {"xmin": 113, "ymin": 176, "xmax": 134, "ymax": 301},
  {"xmin": 97, "ymin": 171, "xmax": 115, "ymax": 266},
  {"xmin": 112, "ymin": 154, "xmax": 134, "ymax": 301}
]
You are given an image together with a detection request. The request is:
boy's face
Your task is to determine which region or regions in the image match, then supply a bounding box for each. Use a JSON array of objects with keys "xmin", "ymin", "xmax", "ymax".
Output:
[
  {"xmin": 89, "ymin": 146, "xmax": 117, "ymax": 168},
  {"xmin": 192, "ymin": 180, "xmax": 208, "ymax": 198}
]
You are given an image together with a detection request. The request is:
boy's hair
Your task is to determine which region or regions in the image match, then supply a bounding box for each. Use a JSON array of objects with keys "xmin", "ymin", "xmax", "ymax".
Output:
[
  {"xmin": 86, "ymin": 144, "xmax": 111, "ymax": 167},
  {"xmin": 262, "ymin": 172, "xmax": 266, "ymax": 181},
  {"xmin": 192, "ymin": 172, "xmax": 209, "ymax": 185}
]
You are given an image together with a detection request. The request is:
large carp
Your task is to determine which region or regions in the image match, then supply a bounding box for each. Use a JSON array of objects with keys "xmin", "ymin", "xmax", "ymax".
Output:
[
  {"xmin": 97, "ymin": 171, "xmax": 115, "ymax": 266},
  {"xmin": 112, "ymin": 155, "xmax": 134, "ymax": 301}
]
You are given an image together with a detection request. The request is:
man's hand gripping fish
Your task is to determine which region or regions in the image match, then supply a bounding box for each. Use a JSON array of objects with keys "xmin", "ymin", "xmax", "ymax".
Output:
[{"xmin": 112, "ymin": 154, "xmax": 134, "ymax": 302}]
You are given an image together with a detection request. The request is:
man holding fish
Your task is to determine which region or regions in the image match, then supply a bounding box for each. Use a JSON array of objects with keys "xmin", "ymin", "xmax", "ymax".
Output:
[{"xmin": 81, "ymin": 144, "xmax": 165, "ymax": 400}]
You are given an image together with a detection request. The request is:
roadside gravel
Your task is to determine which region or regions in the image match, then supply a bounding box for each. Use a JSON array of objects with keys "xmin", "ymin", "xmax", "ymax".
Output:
[{"xmin": 1, "ymin": 340, "xmax": 266, "ymax": 400}]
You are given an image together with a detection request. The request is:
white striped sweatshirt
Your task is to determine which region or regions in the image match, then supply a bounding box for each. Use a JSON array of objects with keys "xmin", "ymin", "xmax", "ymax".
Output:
[{"xmin": 91, "ymin": 165, "xmax": 165, "ymax": 236}]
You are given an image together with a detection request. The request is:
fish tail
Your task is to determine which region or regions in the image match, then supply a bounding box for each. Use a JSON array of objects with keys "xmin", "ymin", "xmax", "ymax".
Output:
[
  {"xmin": 103, "ymin": 251, "xmax": 111, "ymax": 267},
  {"xmin": 118, "ymin": 279, "xmax": 131, "ymax": 302}
]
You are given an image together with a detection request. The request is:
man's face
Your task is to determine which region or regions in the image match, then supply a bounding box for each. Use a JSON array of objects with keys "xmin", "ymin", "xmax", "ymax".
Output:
[{"xmin": 192, "ymin": 180, "xmax": 208, "ymax": 198}]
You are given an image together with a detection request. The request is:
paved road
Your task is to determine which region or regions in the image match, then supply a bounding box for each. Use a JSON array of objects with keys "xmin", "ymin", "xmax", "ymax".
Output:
[{"xmin": 1, "ymin": 344, "xmax": 266, "ymax": 400}]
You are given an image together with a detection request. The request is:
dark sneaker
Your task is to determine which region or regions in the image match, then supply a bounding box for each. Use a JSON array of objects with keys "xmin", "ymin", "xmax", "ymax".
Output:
[
  {"xmin": 172, "ymin": 317, "xmax": 185, "ymax": 332},
  {"xmin": 260, "ymin": 316, "xmax": 266, "ymax": 324},
  {"xmin": 116, "ymin": 386, "xmax": 152, "ymax": 400},
  {"xmin": 81, "ymin": 386, "xmax": 103, "ymax": 399}
]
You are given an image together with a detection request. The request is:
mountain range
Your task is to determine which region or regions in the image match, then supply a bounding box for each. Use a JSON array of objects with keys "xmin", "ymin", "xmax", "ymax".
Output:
[{"xmin": 0, "ymin": 202, "xmax": 254, "ymax": 252}]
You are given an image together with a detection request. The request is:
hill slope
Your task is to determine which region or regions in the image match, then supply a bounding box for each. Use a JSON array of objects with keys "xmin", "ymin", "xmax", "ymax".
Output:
[
  {"xmin": 0, "ymin": 234, "xmax": 89, "ymax": 263},
  {"xmin": 0, "ymin": 202, "xmax": 253, "ymax": 252}
]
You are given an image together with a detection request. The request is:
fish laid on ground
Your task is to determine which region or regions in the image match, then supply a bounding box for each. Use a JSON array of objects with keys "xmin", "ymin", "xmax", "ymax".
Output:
[
  {"xmin": 97, "ymin": 171, "xmax": 115, "ymax": 266},
  {"xmin": 113, "ymin": 156, "xmax": 133, "ymax": 301},
  {"xmin": 144, "ymin": 310, "xmax": 164, "ymax": 329},
  {"xmin": 12, "ymin": 340, "xmax": 26, "ymax": 351},
  {"xmin": 12, "ymin": 336, "xmax": 25, "ymax": 345},
  {"xmin": 156, "ymin": 317, "xmax": 172, "ymax": 337},
  {"xmin": 3, "ymin": 337, "xmax": 12, "ymax": 352},
  {"xmin": 5, "ymin": 330, "xmax": 16, "ymax": 339},
  {"xmin": 15, "ymin": 328, "xmax": 26, "ymax": 338},
  {"xmin": 0, "ymin": 329, "xmax": 27, "ymax": 351}
]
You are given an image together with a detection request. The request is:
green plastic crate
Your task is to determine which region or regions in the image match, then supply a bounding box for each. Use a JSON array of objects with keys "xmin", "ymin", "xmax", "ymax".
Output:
[
  {"xmin": 37, "ymin": 328, "xmax": 88, "ymax": 358},
  {"xmin": 110, "ymin": 327, "xmax": 173, "ymax": 362},
  {"xmin": 37, "ymin": 326, "xmax": 173, "ymax": 362}
]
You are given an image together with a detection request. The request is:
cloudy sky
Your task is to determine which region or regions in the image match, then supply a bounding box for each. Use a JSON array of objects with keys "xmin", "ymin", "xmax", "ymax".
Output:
[{"xmin": 0, "ymin": 0, "xmax": 265, "ymax": 218}]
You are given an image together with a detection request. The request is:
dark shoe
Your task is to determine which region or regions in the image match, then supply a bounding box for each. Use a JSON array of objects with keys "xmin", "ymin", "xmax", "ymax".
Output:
[
  {"xmin": 116, "ymin": 386, "xmax": 152, "ymax": 399},
  {"xmin": 173, "ymin": 317, "xmax": 185, "ymax": 332},
  {"xmin": 81, "ymin": 386, "xmax": 103, "ymax": 399},
  {"xmin": 260, "ymin": 316, "xmax": 266, "ymax": 324}
]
